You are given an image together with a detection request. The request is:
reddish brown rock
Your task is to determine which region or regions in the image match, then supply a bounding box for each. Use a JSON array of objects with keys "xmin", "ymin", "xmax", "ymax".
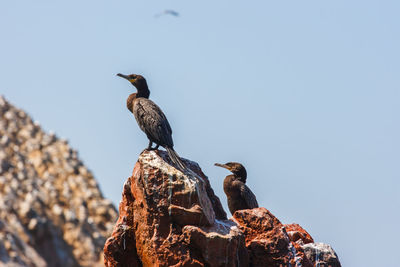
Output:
[
  {"xmin": 104, "ymin": 151, "xmax": 246, "ymax": 267},
  {"xmin": 284, "ymin": 224, "xmax": 314, "ymax": 267},
  {"xmin": 284, "ymin": 224, "xmax": 341, "ymax": 267},
  {"xmin": 104, "ymin": 151, "xmax": 341, "ymax": 267},
  {"xmin": 103, "ymin": 178, "xmax": 141, "ymax": 267},
  {"xmin": 233, "ymin": 208, "xmax": 297, "ymax": 266},
  {"xmin": 285, "ymin": 223, "xmax": 314, "ymax": 245},
  {"xmin": 182, "ymin": 220, "xmax": 249, "ymax": 266}
]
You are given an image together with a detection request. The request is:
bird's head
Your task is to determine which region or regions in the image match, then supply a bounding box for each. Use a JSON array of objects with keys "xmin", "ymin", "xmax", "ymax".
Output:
[
  {"xmin": 214, "ymin": 162, "xmax": 247, "ymax": 182},
  {"xmin": 117, "ymin": 73, "xmax": 149, "ymax": 96}
]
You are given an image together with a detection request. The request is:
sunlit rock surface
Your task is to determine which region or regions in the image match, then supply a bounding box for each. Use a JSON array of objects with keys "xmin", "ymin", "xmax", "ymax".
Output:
[
  {"xmin": 0, "ymin": 96, "xmax": 118, "ymax": 266},
  {"xmin": 302, "ymin": 243, "xmax": 341, "ymax": 267},
  {"xmin": 104, "ymin": 151, "xmax": 341, "ymax": 267},
  {"xmin": 233, "ymin": 208, "xmax": 306, "ymax": 266},
  {"xmin": 103, "ymin": 150, "xmax": 245, "ymax": 266}
]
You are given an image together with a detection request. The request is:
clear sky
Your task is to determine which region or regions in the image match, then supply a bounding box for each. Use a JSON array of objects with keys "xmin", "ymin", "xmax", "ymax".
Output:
[{"xmin": 1, "ymin": 1, "xmax": 399, "ymax": 266}]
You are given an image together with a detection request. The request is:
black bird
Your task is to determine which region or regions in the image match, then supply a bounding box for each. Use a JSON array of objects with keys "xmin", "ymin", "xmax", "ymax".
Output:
[
  {"xmin": 117, "ymin": 73, "xmax": 185, "ymax": 170},
  {"xmin": 214, "ymin": 162, "xmax": 258, "ymax": 215}
]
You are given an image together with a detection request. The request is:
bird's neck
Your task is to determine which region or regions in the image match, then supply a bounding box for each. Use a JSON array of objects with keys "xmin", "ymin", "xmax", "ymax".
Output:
[
  {"xmin": 126, "ymin": 93, "xmax": 137, "ymax": 113},
  {"xmin": 136, "ymin": 88, "xmax": 150, "ymax": 99},
  {"xmin": 223, "ymin": 175, "xmax": 237, "ymax": 191},
  {"xmin": 236, "ymin": 174, "xmax": 246, "ymax": 184},
  {"xmin": 132, "ymin": 82, "xmax": 150, "ymax": 99},
  {"xmin": 233, "ymin": 170, "xmax": 247, "ymax": 184},
  {"xmin": 223, "ymin": 175, "xmax": 243, "ymax": 195},
  {"xmin": 126, "ymin": 85, "xmax": 150, "ymax": 113}
]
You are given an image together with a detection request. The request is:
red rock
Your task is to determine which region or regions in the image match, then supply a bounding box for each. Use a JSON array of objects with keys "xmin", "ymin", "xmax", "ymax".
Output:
[
  {"xmin": 103, "ymin": 178, "xmax": 141, "ymax": 267},
  {"xmin": 284, "ymin": 223, "xmax": 314, "ymax": 267},
  {"xmin": 285, "ymin": 223, "xmax": 314, "ymax": 245},
  {"xmin": 182, "ymin": 220, "xmax": 249, "ymax": 266},
  {"xmin": 233, "ymin": 207, "xmax": 297, "ymax": 266},
  {"xmin": 104, "ymin": 151, "xmax": 341, "ymax": 267},
  {"xmin": 104, "ymin": 151, "xmax": 245, "ymax": 267}
]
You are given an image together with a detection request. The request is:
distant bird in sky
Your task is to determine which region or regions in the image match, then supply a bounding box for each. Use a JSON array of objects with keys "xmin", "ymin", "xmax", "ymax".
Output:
[
  {"xmin": 117, "ymin": 73, "xmax": 186, "ymax": 171},
  {"xmin": 154, "ymin": 10, "xmax": 180, "ymax": 18}
]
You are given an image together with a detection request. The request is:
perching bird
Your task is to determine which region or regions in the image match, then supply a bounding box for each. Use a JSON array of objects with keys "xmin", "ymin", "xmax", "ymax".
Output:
[
  {"xmin": 117, "ymin": 73, "xmax": 186, "ymax": 170},
  {"xmin": 214, "ymin": 162, "xmax": 259, "ymax": 215}
]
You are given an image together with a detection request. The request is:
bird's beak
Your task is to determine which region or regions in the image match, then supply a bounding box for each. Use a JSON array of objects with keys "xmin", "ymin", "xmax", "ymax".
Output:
[
  {"xmin": 117, "ymin": 73, "xmax": 129, "ymax": 80},
  {"xmin": 117, "ymin": 73, "xmax": 137, "ymax": 83},
  {"xmin": 214, "ymin": 163, "xmax": 230, "ymax": 171}
]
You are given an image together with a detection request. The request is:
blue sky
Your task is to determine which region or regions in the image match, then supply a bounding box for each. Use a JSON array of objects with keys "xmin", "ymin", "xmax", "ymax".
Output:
[{"xmin": 1, "ymin": 1, "xmax": 399, "ymax": 266}]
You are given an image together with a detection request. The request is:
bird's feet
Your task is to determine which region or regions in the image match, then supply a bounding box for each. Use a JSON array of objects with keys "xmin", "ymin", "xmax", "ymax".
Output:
[{"xmin": 146, "ymin": 143, "xmax": 160, "ymax": 151}]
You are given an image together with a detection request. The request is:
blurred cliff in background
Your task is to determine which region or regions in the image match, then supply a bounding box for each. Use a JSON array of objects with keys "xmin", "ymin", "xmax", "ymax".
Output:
[{"xmin": 0, "ymin": 96, "xmax": 117, "ymax": 266}]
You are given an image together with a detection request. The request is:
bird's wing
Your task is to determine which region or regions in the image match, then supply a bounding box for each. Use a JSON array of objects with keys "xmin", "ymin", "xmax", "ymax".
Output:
[
  {"xmin": 155, "ymin": 10, "xmax": 179, "ymax": 18},
  {"xmin": 240, "ymin": 184, "xmax": 259, "ymax": 209},
  {"xmin": 133, "ymin": 98, "xmax": 173, "ymax": 147},
  {"xmin": 165, "ymin": 10, "xmax": 179, "ymax": 17}
]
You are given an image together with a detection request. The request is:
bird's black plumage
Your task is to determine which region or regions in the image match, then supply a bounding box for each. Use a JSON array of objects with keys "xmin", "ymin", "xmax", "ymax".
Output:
[
  {"xmin": 117, "ymin": 73, "xmax": 185, "ymax": 170},
  {"xmin": 133, "ymin": 98, "xmax": 174, "ymax": 148},
  {"xmin": 215, "ymin": 162, "xmax": 258, "ymax": 215}
]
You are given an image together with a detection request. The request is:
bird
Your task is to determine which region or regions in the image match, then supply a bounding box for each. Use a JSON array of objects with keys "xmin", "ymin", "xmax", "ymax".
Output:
[
  {"xmin": 117, "ymin": 73, "xmax": 186, "ymax": 171},
  {"xmin": 214, "ymin": 162, "xmax": 259, "ymax": 215},
  {"xmin": 154, "ymin": 9, "xmax": 179, "ymax": 18}
]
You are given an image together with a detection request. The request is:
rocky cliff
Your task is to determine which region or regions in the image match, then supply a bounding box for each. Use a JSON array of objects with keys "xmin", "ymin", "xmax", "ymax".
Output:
[
  {"xmin": 0, "ymin": 96, "xmax": 118, "ymax": 266},
  {"xmin": 104, "ymin": 150, "xmax": 341, "ymax": 267}
]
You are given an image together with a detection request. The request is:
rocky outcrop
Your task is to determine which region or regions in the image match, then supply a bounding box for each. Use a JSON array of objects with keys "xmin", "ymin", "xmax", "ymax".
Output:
[
  {"xmin": 233, "ymin": 208, "xmax": 307, "ymax": 266},
  {"xmin": 104, "ymin": 150, "xmax": 247, "ymax": 267},
  {"xmin": 104, "ymin": 151, "xmax": 341, "ymax": 267},
  {"xmin": 0, "ymin": 96, "xmax": 118, "ymax": 266},
  {"xmin": 284, "ymin": 223, "xmax": 314, "ymax": 267}
]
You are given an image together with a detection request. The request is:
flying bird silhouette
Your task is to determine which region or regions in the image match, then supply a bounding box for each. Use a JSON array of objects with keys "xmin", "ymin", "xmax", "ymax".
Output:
[{"xmin": 154, "ymin": 10, "xmax": 180, "ymax": 18}]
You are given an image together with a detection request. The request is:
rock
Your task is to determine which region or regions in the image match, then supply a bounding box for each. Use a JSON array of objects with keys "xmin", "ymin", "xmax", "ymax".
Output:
[
  {"xmin": 182, "ymin": 220, "xmax": 249, "ymax": 266},
  {"xmin": 302, "ymin": 242, "xmax": 341, "ymax": 267},
  {"xmin": 104, "ymin": 151, "xmax": 342, "ymax": 267},
  {"xmin": 104, "ymin": 150, "xmax": 246, "ymax": 267},
  {"xmin": 103, "ymin": 178, "xmax": 142, "ymax": 267},
  {"xmin": 233, "ymin": 207, "xmax": 297, "ymax": 266},
  {"xmin": 0, "ymin": 219, "xmax": 47, "ymax": 267},
  {"xmin": 284, "ymin": 223, "xmax": 314, "ymax": 267},
  {"xmin": 0, "ymin": 96, "xmax": 118, "ymax": 266},
  {"xmin": 0, "ymin": 96, "xmax": 341, "ymax": 266}
]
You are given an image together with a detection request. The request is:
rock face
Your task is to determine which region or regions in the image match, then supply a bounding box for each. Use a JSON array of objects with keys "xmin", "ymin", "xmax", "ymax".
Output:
[
  {"xmin": 0, "ymin": 96, "xmax": 118, "ymax": 266},
  {"xmin": 284, "ymin": 223, "xmax": 314, "ymax": 267},
  {"xmin": 104, "ymin": 151, "xmax": 341, "ymax": 267},
  {"xmin": 233, "ymin": 208, "xmax": 304, "ymax": 266},
  {"xmin": 104, "ymin": 150, "xmax": 248, "ymax": 267}
]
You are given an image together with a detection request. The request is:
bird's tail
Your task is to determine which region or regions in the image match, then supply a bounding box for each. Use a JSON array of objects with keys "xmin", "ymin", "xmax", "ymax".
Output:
[{"xmin": 166, "ymin": 147, "xmax": 186, "ymax": 171}]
